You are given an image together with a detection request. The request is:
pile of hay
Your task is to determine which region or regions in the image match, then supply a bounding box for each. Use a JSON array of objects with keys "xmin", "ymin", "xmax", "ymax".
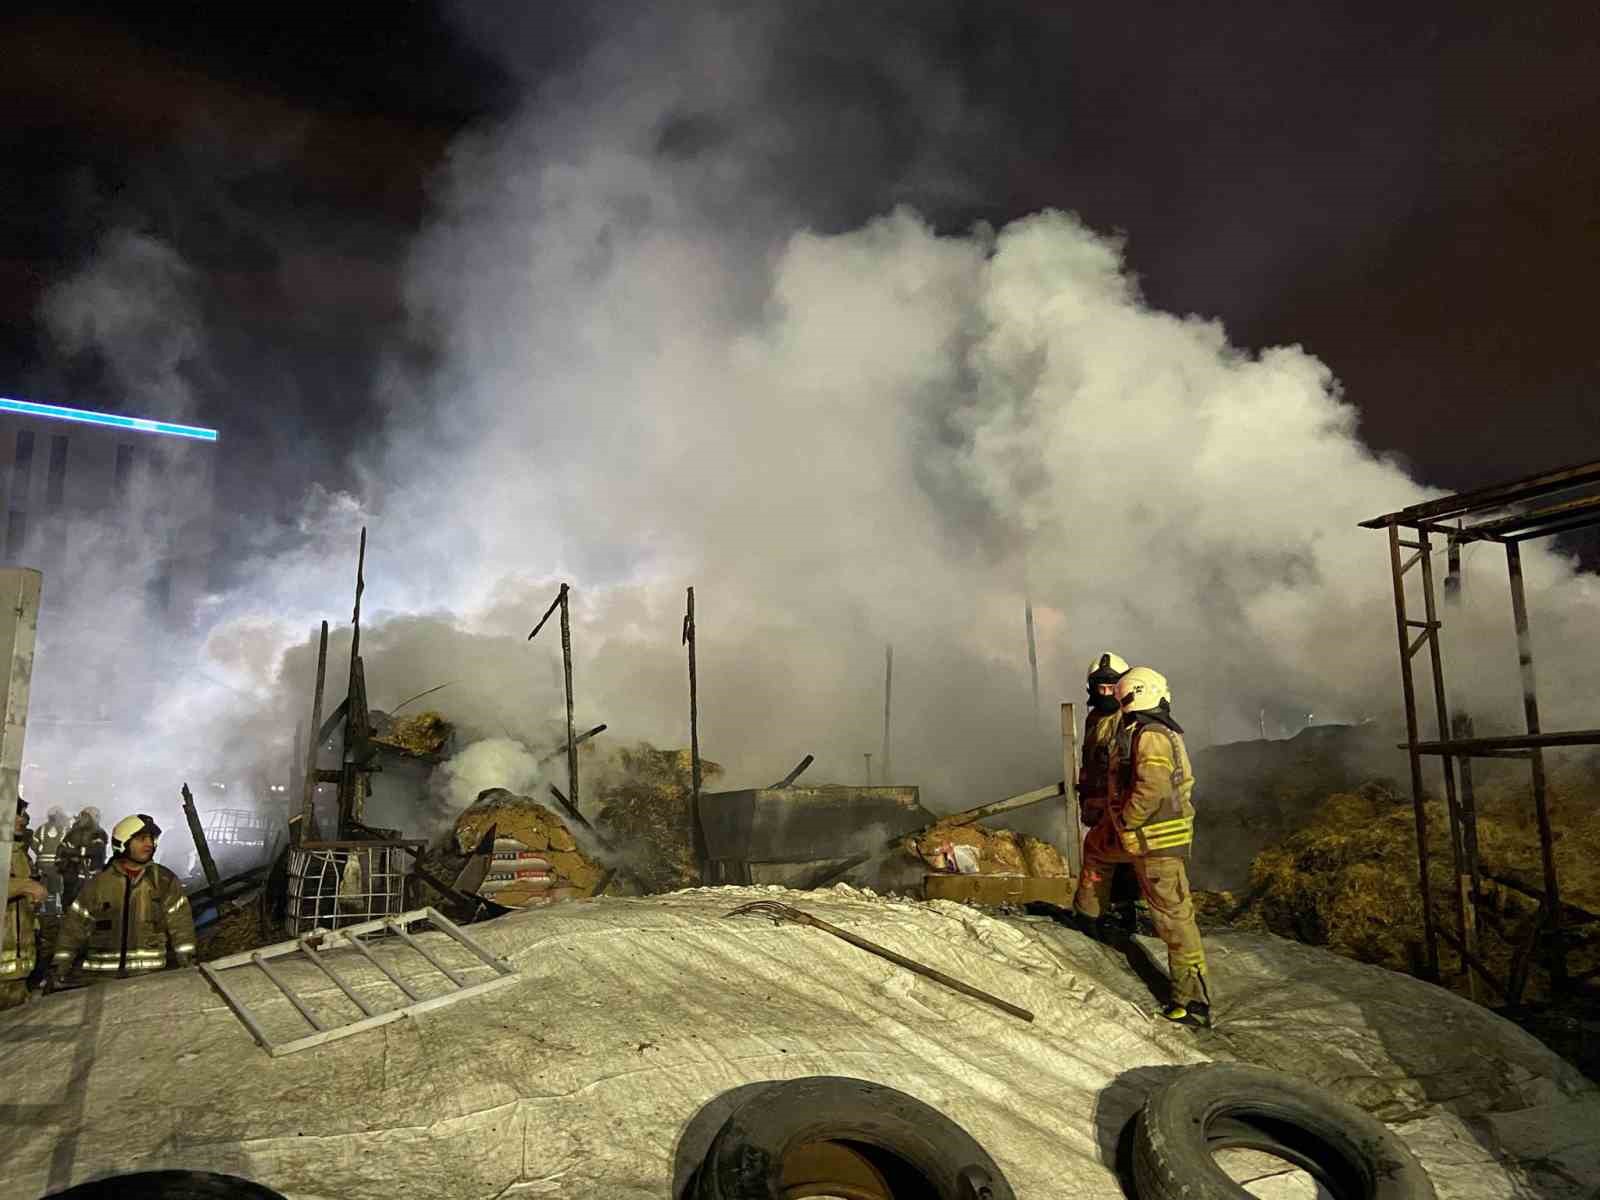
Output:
[
  {"xmin": 1239, "ymin": 762, "xmax": 1600, "ymax": 1003},
  {"xmin": 905, "ymin": 822, "xmax": 1067, "ymax": 878},
  {"xmin": 454, "ymin": 788, "xmax": 605, "ymax": 899},
  {"xmin": 371, "ymin": 710, "xmax": 453, "ymax": 759},
  {"xmin": 591, "ymin": 746, "xmax": 722, "ymax": 893}
]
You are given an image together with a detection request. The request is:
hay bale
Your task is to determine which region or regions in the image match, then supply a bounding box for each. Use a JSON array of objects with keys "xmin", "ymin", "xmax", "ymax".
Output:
[
  {"xmin": 454, "ymin": 788, "xmax": 603, "ymax": 895},
  {"xmin": 591, "ymin": 745, "xmax": 723, "ymax": 893}
]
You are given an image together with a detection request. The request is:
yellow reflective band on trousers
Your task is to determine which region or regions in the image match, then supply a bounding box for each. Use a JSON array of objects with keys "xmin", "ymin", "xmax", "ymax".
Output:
[{"xmin": 1120, "ymin": 815, "xmax": 1194, "ymax": 854}]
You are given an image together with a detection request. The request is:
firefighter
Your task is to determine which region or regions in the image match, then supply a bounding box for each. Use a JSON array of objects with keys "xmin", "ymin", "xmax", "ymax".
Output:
[
  {"xmin": 51, "ymin": 813, "xmax": 196, "ymax": 986},
  {"xmin": 4, "ymin": 795, "xmax": 46, "ymax": 1010},
  {"xmin": 35, "ymin": 806, "xmax": 67, "ymax": 916},
  {"xmin": 1073, "ymin": 666, "xmax": 1211, "ymax": 1027},
  {"xmin": 59, "ymin": 806, "xmax": 107, "ymax": 909},
  {"xmin": 1080, "ymin": 652, "xmax": 1140, "ymax": 934}
]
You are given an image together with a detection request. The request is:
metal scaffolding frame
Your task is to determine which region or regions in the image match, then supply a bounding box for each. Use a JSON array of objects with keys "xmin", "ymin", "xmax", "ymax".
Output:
[{"xmin": 1361, "ymin": 458, "xmax": 1600, "ymax": 1005}]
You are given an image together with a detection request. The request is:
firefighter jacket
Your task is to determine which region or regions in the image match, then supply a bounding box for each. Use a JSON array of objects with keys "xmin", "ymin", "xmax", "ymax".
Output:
[
  {"xmin": 52, "ymin": 860, "xmax": 196, "ymax": 979},
  {"xmin": 35, "ymin": 823, "xmax": 64, "ymax": 866},
  {"xmin": 1107, "ymin": 712, "xmax": 1196, "ymax": 858},
  {"xmin": 3, "ymin": 843, "xmax": 37, "ymax": 984},
  {"xmin": 61, "ymin": 823, "xmax": 108, "ymax": 875},
  {"xmin": 1079, "ymin": 709, "xmax": 1124, "ymax": 807}
]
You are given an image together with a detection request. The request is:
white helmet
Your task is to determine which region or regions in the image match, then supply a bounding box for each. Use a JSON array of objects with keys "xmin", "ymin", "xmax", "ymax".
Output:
[
  {"xmin": 111, "ymin": 813, "xmax": 162, "ymax": 856},
  {"xmin": 1086, "ymin": 651, "xmax": 1131, "ymax": 687},
  {"xmin": 1116, "ymin": 666, "xmax": 1172, "ymax": 713}
]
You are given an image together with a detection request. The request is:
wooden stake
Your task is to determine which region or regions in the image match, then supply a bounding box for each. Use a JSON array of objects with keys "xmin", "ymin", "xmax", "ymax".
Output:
[
  {"xmin": 684, "ymin": 587, "xmax": 706, "ymax": 872},
  {"xmin": 881, "ymin": 644, "xmax": 893, "ymax": 783},
  {"xmin": 560, "ymin": 584, "xmax": 577, "ymax": 815},
  {"xmin": 1062, "ymin": 702, "xmax": 1082, "ymax": 879},
  {"xmin": 299, "ymin": 621, "xmax": 329, "ymax": 842},
  {"xmin": 182, "ymin": 781, "xmax": 222, "ymax": 909},
  {"xmin": 1025, "ymin": 598, "xmax": 1040, "ymax": 732}
]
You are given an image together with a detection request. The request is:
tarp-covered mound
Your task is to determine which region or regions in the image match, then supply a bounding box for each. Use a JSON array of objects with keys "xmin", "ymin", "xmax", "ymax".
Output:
[{"xmin": 2, "ymin": 887, "xmax": 1595, "ymax": 1199}]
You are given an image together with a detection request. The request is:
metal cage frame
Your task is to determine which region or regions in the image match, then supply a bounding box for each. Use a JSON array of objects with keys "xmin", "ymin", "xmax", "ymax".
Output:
[{"xmin": 1361, "ymin": 457, "xmax": 1600, "ymax": 1004}]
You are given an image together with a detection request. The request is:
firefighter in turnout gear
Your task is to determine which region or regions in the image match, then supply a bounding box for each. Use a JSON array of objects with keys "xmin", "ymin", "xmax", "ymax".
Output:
[
  {"xmin": 4, "ymin": 795, "xmax": 47, "ymax": 1010},
  {"xmin": 59, "ymin": 806, "xmax": 108, "ymax": 909},
  {"xmin": 35, "ymin": 806, "xmax": 67, "ymax": 916},
  {"xmin": 51, "ymin": 813, "xmax": 196, "ymax": 986},
  {"xmin": 1073, "ymin": 667, "xmax": 1212, "ymax": 1027},
  {"xmin": 1080, "ymin": 652, "xmax": 1141, "ymax": 934}
]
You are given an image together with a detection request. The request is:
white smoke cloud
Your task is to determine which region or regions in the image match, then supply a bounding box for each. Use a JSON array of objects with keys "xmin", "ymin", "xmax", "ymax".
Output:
[
  {"xmin": 23, "ymin": 3, "xmax": 1600, "ymax": 853},
  {"xmin": 434, "ymin": 737, "xmax": 543, "ymax": 812}
]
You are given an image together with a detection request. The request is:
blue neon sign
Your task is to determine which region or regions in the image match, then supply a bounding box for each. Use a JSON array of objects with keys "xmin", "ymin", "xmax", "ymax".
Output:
[{"xmin": 0, "ymin": 397, "xmax": 218, "ymax": 443}]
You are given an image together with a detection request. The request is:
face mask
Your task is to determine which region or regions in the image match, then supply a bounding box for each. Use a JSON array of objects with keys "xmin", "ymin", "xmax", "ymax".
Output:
[{"xmin": 1090, "ymin": 691, "xmax": 1121, "ymax": 713}]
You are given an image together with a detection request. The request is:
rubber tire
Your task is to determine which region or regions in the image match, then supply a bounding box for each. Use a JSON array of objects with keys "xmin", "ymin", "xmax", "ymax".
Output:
[
  {"xmin": 1133, "ymin": 1064, "xmax": 1437, "ymax": 1200},
  {"xmin": 43, "ymin": 1170, "xmax": 287, "ymax": 1199},
  {"xmin": 693, "ymin": 1075, "xmax": 1015, "ymax": 1200}
]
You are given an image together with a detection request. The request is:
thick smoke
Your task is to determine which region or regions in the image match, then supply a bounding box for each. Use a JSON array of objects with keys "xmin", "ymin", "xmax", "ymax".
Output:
[{"xmin": 23, "ymin": 4, "xmax": 1600, "ymax": 859}]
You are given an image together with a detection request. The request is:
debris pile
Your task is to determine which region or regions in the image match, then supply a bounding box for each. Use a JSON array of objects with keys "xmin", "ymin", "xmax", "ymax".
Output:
[
  {"xmin": 454, "ymin": 788, "xmax": 604, "ymax": 904},
  {"xmin": 591, "ymin": 745, "xmax": 723, "ymax": 892},
  {"xmin": 905, "ymin": 822, "xmax": 1067, "ymax": 879},
  {"xmin": 370, "ymin": 710, "xmax": 453, "ymax": 760}
]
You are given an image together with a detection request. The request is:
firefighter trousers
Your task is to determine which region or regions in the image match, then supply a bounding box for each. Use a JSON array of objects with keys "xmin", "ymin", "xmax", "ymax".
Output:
[{"xmin": 1074, "ymin": 823, "xmax": 1210, "ymax": 1006}]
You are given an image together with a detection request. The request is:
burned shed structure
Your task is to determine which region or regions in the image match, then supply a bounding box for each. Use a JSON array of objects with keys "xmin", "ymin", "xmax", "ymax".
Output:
[
  {"xmin": 699, "ymin": 782, "xmax": 935, "ymax": 887},
  {"xmin": 1362, "ymin": 456, "xmax": 1600, "ymax": 1006}
]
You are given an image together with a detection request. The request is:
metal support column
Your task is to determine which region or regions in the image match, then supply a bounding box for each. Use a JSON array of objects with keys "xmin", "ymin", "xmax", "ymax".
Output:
[
  {"xmin": 1387, "ymin": 523, "xmax": 1439, "ymax": 980},
  {"xmin": 1505, "ymin": 541, "xmax": 1566, "ymax": 990},
  {"xmin": 1416, "ymin": 529, "xmax": 1473, "ymax": 995}
]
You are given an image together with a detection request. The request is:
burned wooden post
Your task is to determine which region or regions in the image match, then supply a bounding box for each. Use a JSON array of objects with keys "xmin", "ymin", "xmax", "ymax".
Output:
[
  {"xmin": 684, "ymin": 587, "xmax": 707, "ymax": 874},
  {"xmin": 1025, "ymin": 598, "xmax": 1040, "ymax": 732},
  {"xmin": 1444, "ymin": 532, "xmax": 1483, "ymax": 1001},
  {"xmin": 299, "ymin": 621, "xmax": 330, "ymax": 843},
  {"xmin": 1062, "ymin": 702, "xmax": 1082, "ymax": 879},
  {"xmin": 529, "ymin": 582, "xmax": 578, "ymax": 816},
  {"xmin": 881, "ymin": 644, "xmax": 893, "ymax": 783},
  {"xmin": 769, "ymin": 754, "xmax": 814, "ymax": 789},
  {"xmin": 337, "ymin": 528, "xmax": 373, "ymax": 837},
  {"xmin": 863, "ymin": 753, "xmax": 872, "ymax": 785},
  {"xmin": 181, "ymin": 782, "xmax": 222, "ymax": 909}
]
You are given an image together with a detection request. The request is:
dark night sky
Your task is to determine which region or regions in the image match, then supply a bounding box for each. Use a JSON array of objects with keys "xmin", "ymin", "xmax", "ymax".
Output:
[{"xmin": 2, "ymin": 0, "xmax": 1598, "ymax": 559}]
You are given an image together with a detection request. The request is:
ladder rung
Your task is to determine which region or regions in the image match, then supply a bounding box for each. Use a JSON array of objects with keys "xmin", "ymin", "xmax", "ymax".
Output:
[
  {"xmin": 1406, "ymin": 620, "xmax": 1439, "ymax": 629},
  {"xmin": 1398, "ymin": 539, "xmax": 1423, "ymax": 549}
]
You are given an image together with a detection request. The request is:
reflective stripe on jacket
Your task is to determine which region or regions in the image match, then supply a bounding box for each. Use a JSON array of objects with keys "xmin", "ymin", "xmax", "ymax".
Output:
[
  {"xmin": 1108, "ymin": 715, "xmax": 1196, "ymax": 857},
  {"xmin": 2, "ymin": 844, "xmax": 37, "ymax": 982},
  {"xmin": 52, "ymin": 861, "xmax": 196, "ymax": 978}
]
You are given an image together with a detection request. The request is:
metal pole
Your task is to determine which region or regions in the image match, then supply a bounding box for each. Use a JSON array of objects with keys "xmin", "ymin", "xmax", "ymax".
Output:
[
  {"xmin": 1417, "ymin": 529, "xmax": 1473, "ymax": 997},
  {"xmin": 339, "ymin": 529, "xmax": 367, "ymax": 837},
  {"xmin": 1445, "ymin": 534, "xmax": 1484, "ymax": 996},
  {"xmin": 1506, "ymin": 541, "xmax": 1565, "ymax": 990},
  {"xmin": 684, "ymin": 588, "xmax": 706, "ymax": 874},
  {"xmin": 881, "ymin": 644, "xmax": 893, "ymax": 784},
  {"xmin": 559, "ymin": 584, "xmax": 577, "ymax": 815},
  {"xmin": 300, "ymin": 621, "xmax": 329, "ymax": 840},
  {"xmin": 1025, "ymin": 599, "xmax": 1040, "ymax": 733},
  {"xmin": 1387, "ymin": 523, "xmax": 1439, "ymax": 981},
  {"xmin": 1062, "ymin": 702, "xmax": 1081, "ymax": 878}
]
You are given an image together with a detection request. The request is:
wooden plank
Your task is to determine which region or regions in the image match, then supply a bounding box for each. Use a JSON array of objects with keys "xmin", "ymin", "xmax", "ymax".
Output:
[{"xmin": 180, "ymin": 782, "xmax": 223, "ymax": 909}]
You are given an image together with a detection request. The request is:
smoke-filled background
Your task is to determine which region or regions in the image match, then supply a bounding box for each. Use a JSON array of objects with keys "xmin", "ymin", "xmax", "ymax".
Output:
[{"xmin": 3, "ymin": 1, "xmax": 1597, "ymax": 858}]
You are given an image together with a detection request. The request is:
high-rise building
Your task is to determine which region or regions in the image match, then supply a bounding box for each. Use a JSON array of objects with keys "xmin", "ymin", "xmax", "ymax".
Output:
[{"xmin": 0, "ymin": 396, "xmax": 218, "ymax": 622}]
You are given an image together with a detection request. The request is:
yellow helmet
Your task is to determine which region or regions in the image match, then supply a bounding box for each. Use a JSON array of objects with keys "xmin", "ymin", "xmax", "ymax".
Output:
[
  {"xmin": 1116, "ymin": 666, "xmax": 1171, "ymax": 713},
  {"xmin": 111, "ymin": 813, "xmax": 162, "ymax": 856},
  {"xmin": 1086, "ymin": 651, "xmax": 1131, "ymax": 687}
]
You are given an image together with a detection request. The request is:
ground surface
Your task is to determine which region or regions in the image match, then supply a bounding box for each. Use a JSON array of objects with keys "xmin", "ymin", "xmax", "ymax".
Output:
[{"xmin": 3, "ymin": 884, "xmax": 1596, "ymax": 1199}]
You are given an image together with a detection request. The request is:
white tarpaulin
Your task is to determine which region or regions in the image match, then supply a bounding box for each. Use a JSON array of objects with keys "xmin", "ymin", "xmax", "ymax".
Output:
[{"xmin": 2, "ymin": 884, "xmax": 1596, "ymax": 1198}]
